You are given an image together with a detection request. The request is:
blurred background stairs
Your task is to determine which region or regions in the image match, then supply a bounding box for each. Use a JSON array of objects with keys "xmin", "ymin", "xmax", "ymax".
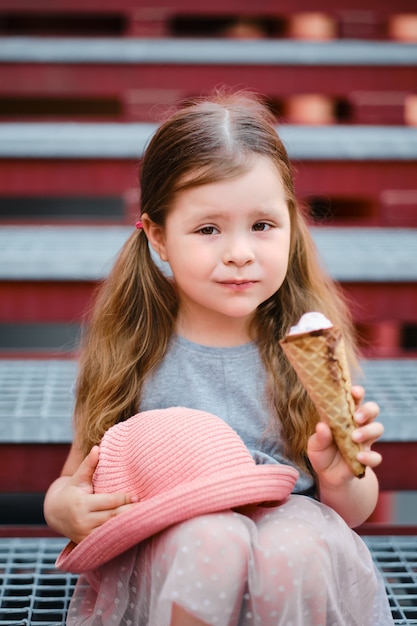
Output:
[{"xmin": 0, "ymin": 1, "xmax": 416, "ymax": 623}]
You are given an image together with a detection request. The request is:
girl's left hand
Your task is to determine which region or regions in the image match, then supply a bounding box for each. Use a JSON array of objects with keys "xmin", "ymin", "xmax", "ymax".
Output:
[{"xmin": 307, "ymin": 385, "xmax": 384, "ymax": 487}]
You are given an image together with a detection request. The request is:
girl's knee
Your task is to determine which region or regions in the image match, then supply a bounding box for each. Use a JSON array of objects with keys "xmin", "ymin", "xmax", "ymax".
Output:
[
  {"xmin": 159, "ymin": 512, "xmax": 251, "ymax": 580},
  {"xmin": 249, "ymin": 514, "xmax": 331, "ymax": 620},
  {"xmin": 255, "ymin": 512, "xmax": 331, "ymax": 582},
  {"xmin": 151, "ymin": 512, "xmax": 251, "ymax": 624}
]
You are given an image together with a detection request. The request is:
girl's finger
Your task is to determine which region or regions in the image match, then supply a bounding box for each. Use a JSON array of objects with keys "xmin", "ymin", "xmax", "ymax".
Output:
[
  {"xmin": 89, "ymin": 491, "xmax": 135, "ymax": 513},
  {"xmin": 88, "ymin": 501, "xmax": 138, "ymax": 530},
  {"xmin": 357, "ymin": 449, "xmax": 383, "ymax": 468},
  {"xmin": 352, "ymin": 422, "xmax": 384, "ymax": 445},
  {"xmin": 351, "ymin": 384, "xmax": 365, "ymax": 407},
  {"xmin": 355, "ymin": 401, "xmax": 380, "ymax": 424}
]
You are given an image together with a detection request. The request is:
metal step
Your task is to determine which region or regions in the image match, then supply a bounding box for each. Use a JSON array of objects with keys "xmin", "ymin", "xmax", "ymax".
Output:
[{"xmin": 0, "ymin": 536, "xmax": 415, "ymax": 625}]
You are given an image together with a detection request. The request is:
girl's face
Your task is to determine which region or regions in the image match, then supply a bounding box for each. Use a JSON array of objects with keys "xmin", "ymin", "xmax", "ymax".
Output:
[{"xmin": 145, "ymin": 156, "xmax": 291, "ymax": 345}]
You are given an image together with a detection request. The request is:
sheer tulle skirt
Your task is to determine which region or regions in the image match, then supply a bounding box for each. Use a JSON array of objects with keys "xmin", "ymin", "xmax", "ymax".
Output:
[{"xmin": 66, "ymin": 495, "xmax": 393, "ymax": 625}]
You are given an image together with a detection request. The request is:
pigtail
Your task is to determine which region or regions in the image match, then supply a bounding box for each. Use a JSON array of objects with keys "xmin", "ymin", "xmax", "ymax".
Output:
[{"xmin": 74, "ymin": 230, "xmax": 178, "ymax": 455}]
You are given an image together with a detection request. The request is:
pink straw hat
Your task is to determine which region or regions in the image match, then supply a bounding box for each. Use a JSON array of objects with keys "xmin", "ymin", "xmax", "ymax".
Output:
[{"xmin": 56, "ymin": 407, "xmax": 298, "ymax": 573}]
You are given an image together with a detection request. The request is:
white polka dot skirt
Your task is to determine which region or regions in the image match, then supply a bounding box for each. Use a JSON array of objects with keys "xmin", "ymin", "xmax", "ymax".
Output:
[{"xmin": 67, "ymin": 495, "xmax": 393, "ymax": 625}]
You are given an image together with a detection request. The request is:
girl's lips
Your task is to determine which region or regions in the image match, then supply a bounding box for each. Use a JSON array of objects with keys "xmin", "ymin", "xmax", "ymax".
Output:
[
  {"xmin": 218, "ymin": 279, "xmax": 257, "ymax": 285},
  {"xmin": 217, "ymin": 280, "xmax": 257, "ymax": 290}
]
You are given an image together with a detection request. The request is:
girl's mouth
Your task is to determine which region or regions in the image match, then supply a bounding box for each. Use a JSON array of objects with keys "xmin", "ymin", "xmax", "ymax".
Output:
[{"xmin": 218, "ymin": 280, "xmax": 256, "ymax": 290}]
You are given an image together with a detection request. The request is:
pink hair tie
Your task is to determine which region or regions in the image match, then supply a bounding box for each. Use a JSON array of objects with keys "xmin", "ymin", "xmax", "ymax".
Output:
[{"xmin": 135, "ymin": 220, "xmax": 143, "ymax": 230}]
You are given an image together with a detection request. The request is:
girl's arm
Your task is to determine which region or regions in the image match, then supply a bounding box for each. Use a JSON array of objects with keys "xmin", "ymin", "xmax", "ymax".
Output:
[
  {"xmin": 43, "ymin": 442, "xmax": 136, "ymax": 544},
  {"xmin": 307, "ymin": 385, "xmax": 383, "ymax": 528}
]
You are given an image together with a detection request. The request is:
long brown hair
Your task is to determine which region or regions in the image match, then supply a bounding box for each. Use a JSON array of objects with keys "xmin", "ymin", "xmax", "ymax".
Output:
[{"xmin": 74, "ymin": 89, "xmax": 358, "ymax": 469}]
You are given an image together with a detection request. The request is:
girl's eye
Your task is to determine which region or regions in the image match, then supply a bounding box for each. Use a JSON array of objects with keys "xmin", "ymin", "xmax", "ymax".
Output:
[
  {"xmin": 198, "ymin": 226, "xmax": 217, "ymax": 235},
  {"xmin": 252, "ymin": 222, "xmax": 270, "ymax": 232}
]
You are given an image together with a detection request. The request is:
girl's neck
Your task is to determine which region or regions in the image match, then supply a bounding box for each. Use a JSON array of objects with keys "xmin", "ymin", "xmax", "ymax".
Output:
[{"xmin": 175, "ymin": 315, "xmax": 252, "ymax": 348}]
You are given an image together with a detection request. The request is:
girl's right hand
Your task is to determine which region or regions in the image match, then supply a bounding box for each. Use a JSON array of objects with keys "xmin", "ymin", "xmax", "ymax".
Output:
[{"xmin": 44, "ymin": 445, "xmax": 136, "ymax": 545}]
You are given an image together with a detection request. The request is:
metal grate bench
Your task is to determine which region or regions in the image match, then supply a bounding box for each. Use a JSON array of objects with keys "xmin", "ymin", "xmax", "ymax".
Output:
[
  {"xmin": 0, "ymin": 357, "xmax": 416, "ymax": 494},
  {"xmin": 1, "ymin": 226, "xmax": 416, "ymax": 357},
  {"xmin": 0, "ymin": 122, "xmax": 416, "ymax": 228},
  {"xmin": 0, "ymin": 359, "xmax": 76, "ymax": 445},
  {"xmin": 369, "ymin": 536, "xmax": 417, "ymax": 624},
  {"xmin": 1, "ymin": 225, "xmax": 416, "ymax": 282},
  {"xmin": 0, "ymin": 360, "xmax": 416, "ymax": 619},
  {"xmin": 0, "ymin": 357, "xmax": 416, "ymax": 444},
  {"xmin": 1, "ymin": 122, "xmax": 416, "ymax": 161},
  {"xmin": 0, "ymin": 38, "xmax": 416, "ymax": 110},
  {"xmin": 0, "ymin": 538, "xmax": 76, "ymax": 626},
  {"xmin": 0, "ymin": 536, "xmax": 416, "ymax": 625}
]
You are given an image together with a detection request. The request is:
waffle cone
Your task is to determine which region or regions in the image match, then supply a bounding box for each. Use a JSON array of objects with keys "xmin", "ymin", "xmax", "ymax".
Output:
[{"xmin": 280, "ymin": 326, "xmax": 365, "ymax": 478}]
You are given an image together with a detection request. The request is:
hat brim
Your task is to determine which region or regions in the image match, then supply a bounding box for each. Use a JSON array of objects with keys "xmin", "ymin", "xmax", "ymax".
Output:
[{"xmin": 56, "ymin": 464, "xmax": 298, "ymax": 573}]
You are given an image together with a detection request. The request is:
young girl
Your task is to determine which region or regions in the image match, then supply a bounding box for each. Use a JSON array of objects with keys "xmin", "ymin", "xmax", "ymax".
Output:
[{"xmin": 44, "ymin": 90, "xmax": 393, "ymax": 625}]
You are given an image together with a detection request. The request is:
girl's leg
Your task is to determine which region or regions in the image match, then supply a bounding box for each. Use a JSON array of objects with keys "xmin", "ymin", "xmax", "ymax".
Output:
[
  {"xmin": 241, "ymin": 496, "xmax": 393, "ymax": 626},
  {"xmin": 66, "ymin": 511, "xmax": 251, "ymax": 626},
  {"xmin": 66, "ymin": 498, "xmax": 392, "ymax": 626},
  {"xmin": 170, "ymin": 603, "xmax": 210, "ymax": 626},
  {"xmin": 149, "ymin": 511, "xmax": 252, "ymax": 626},
  {"xmin": 246, "ymin": 502, "xmax": 330, "ymax": 625}
]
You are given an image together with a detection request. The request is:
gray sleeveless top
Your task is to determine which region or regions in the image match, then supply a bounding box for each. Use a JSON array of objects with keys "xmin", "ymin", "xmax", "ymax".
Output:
[{"xmin": 140, "ymin": 334, "xmax": 315, "ymax": 496}]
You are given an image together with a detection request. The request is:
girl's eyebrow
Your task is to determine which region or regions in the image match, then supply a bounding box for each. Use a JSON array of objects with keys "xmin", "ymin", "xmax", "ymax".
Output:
[
  {"xmin": 191, "ymin": 206, "xmax": 287, "ymax": 223},
  {"xmin": 249, "ymin": 207, "xmax": 288, "ymax": 219},
  {"xmin": 191, "ymin": 211, "xmax": 224, "ymax": 222}
]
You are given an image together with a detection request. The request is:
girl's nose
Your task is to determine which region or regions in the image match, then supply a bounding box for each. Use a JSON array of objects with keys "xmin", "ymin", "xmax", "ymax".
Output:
[{"xmin": 222, "ymin": 236, "xmax": 255, "ymax": 266}]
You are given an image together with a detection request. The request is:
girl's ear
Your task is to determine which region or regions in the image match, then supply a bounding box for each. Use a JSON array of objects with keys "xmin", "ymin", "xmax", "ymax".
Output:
[{"xmin": 141, "ymin": 213, "xmax": 168, "ymax": 261}]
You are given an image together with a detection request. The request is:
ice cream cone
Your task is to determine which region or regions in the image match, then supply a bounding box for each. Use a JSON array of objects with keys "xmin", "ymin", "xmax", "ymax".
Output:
[{"xmin": 280, "ymin": 325, "xmax": 365, "ymax": 478}]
